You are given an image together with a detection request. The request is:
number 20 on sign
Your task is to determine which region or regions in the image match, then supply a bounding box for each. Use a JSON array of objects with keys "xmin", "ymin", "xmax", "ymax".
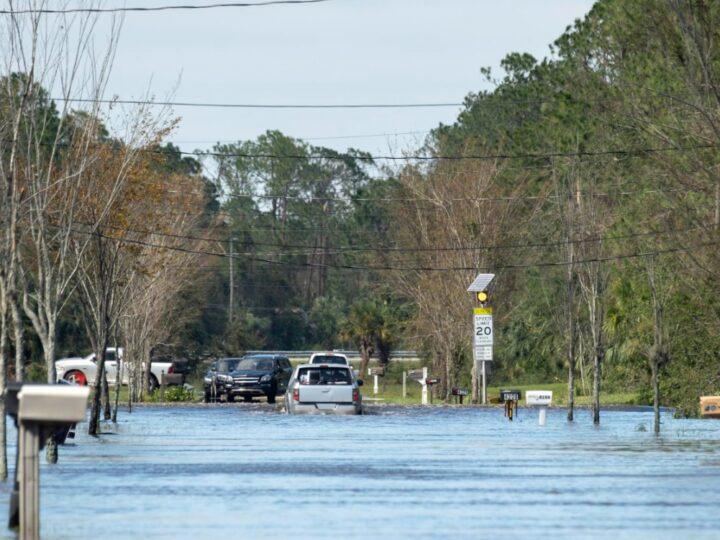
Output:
[{"xmin": 473, "ymin": 307, "xmax": 493, "ymax": 347}]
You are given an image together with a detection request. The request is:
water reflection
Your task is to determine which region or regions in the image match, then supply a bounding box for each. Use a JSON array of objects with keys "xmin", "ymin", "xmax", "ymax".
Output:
[{"xmin": 1, "ymin": 405, "xmax": 720, "ymax": 539}]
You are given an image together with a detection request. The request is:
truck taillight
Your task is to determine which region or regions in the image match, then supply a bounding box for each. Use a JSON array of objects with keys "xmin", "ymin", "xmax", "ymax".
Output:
[
  {"xmin": 293, "ymin": 387, "xmax": 299, "ymax": 402},
  {"xmin": 167, "ymin": 365, "xmax": 175, "ymax": 374},
  {"xmin": 352, "ymin": 389, "xmax": 359, "ymax": 402}
]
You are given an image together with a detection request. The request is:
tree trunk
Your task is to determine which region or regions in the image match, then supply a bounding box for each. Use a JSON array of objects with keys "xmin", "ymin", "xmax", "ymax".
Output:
[
  {"xmin": 102, "ymin": 375, "xmax": 111, "ymax": 421},
  {"xmin": 358, "ymin": 339, "xmax": 372, "ymax": 380},
  {"xmin": 592, "ymin": 345, "xmax": 603, "ymax": 425},
  {"xmin": 43, "ymin": 319, "xmax": 57, "ymax": 384},
  {"xmin": 471, "ymin": 361, "xmax": 479, "ymax": 404},
  {"xmin": 651, "ymin": 360, "xmax": 661, "ymax": 434},
  {"xmin": 89, "ymin": 343, "xmax": 109, "ymax": 436},
  {"xmin": 0, "ymin": 282, "xmax": 9, "ymax": 480},
  {"xmin": 566, "ymin": 228, "xmax": 576, "ymax": 422},
  {"xmin": 10, "ymin": 295, "xmax": 24, "ymax": 381}
]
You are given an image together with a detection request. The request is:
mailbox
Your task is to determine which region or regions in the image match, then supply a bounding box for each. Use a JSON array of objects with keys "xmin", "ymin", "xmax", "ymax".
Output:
[
  {"xmin": 526, "ymin": 390, "xmax": 552, "ymax": 426},
  {"xmin": 407, "ymin": 369, "xmax": 424, "ymax": 381},
  {"xmin": 18, "ymin": 385, "xmax": 90, "ymax": 425},
  {"xmin": 451, "ymin": 388, "xmax": 469, "ymax": 396},
  {"xmin": 525, "ymin": 390, "xmax": 552, "ymax": 406},
  {"xmin": 500, "ymin": 389, "xmax": 521, "ymax": 421},
  {"xmin": 425, "ymin": 378, "xmax": 441, "ymax": 386},
  {"xmin": 499, "ymin": 389, "xmax": 521, "ymax": 402},
  {"xmin": 368, "ymin": 367, "xmax": 385, "ymax": 376},
  {"xmin": 7, "ymin": 383, "xmax": 90, "ymax": 537}
]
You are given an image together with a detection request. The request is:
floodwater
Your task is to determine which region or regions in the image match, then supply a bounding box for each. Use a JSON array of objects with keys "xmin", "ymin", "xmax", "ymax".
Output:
[{"xmin": 1, "ymin": 404, "xmax": 720, "ymax": 539}]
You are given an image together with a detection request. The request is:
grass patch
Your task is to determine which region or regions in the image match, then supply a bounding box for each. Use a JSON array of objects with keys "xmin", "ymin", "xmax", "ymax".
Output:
[{"xmin": 357, "ymin": 367, "xmax": 643, "ymax": 407}]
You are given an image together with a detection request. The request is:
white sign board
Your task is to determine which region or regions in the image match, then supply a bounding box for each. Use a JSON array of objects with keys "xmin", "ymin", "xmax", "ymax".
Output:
[
  {"xmin": 525, "ymin": 390, "xmax": 553, "ymax": 406},
  {"xmin": 472, "ymin": 308, "xmax": 493, "ymax": 362},
  {"xmin": 473, "ymin": 308, "xmax": 493, "ymax": 347},
  {"xmin": 474, "ymin": 346, "xmax": 492, "ymax": 361}
]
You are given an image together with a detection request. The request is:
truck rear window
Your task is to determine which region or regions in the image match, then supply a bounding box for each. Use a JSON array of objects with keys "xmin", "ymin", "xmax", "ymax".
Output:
[
  {"xmin": 299, "ymin": 367, "xmax": 351, "ymax": 385},
  {"xmin": 310, "ymin": 355, "xmax": 347, "ymax": 365}
]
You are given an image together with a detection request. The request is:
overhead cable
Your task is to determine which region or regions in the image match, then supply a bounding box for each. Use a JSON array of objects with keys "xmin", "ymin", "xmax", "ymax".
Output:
[{"xmin": 0, "ymin": 0, "xmax": 329, "ymax": 15}]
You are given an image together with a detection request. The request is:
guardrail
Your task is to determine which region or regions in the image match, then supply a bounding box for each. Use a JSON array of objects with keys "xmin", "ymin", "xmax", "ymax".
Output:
[{"xmin": 245, "ymin": 350, "xmax": 423, "ymax": 362}]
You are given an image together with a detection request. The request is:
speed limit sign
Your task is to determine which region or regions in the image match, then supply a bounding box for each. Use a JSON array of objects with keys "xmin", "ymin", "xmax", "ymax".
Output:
[{"xmin": 473, "ymin": 307, "xmax": 493, "ymax": 347}]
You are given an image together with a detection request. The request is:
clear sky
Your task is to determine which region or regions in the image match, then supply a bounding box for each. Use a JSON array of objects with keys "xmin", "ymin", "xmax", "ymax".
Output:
[{"xmin": 106, "ymin": 0, "xmax": 596, "ymax": 158}]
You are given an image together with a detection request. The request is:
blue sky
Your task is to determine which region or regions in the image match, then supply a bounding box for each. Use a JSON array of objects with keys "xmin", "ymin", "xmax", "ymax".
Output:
[{"xmin": 106, "ymin": 0, "xmax": 596, "ymax": 157}]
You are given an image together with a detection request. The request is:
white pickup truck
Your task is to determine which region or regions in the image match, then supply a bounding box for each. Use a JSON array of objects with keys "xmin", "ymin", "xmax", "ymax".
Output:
[
  {"xmin": 55, "ymin": 347, "xmax": 175, "ymax": 390},
  {"xmin": 285, "ymin": 363, "xmax": 363, "ymax": 415}
]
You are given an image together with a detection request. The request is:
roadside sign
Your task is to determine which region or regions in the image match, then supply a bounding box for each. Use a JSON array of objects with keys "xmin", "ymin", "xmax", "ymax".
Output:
[{"xmin": 473, "ymin": 307, "xmax": 493, "ymax": 363}]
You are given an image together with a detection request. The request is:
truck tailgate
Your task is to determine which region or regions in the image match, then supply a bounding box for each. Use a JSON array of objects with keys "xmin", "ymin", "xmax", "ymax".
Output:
[{"xmin": 299, "ymin": 385, "xmax": 354, "ymax": 403}]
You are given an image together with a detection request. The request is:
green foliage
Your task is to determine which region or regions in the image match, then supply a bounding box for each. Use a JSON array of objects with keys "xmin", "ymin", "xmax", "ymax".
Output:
[{"xmin": 147, "ymin": 386, "xmax": 197, "ymax": 403}]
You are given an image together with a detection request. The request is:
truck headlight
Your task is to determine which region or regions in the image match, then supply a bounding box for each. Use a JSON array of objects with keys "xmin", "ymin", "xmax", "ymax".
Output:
[{"xmin": 260, "ymin": 374, "xmax": 271, "ymax": 382}]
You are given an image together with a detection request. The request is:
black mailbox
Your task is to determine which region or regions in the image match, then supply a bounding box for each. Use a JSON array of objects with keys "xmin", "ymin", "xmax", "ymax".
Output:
[
  {"xmin": 500, "ymin": 389, "xmax": 521, "ymax": 402},
  {"xmin": 451, "ymin": 388, "xmax": 469, "ymax": 396}
]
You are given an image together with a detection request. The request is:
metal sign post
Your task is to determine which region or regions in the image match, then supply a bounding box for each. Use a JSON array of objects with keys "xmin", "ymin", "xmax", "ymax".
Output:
[{"xmin": 473, "ymin": 307, "xmax": 493, "ymax": 405}]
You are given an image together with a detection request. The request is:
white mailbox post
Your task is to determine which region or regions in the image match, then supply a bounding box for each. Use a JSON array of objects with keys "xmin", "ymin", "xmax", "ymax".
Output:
[
  {"xmin": 526, "ymin": 390, "xmax": 553, "ymax": 426},
  {"xmin": 11, "ymin": 384, "xmax": 90, "ymax": 540},
  {"xmin": 408, "ymin": 368, "xmax": 430, "ymax": 404}
]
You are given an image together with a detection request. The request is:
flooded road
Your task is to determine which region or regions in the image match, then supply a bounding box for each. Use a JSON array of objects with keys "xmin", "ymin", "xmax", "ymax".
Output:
[{"xmin": 2, "ymin": 404, "xmax": 720, "ymax": 539}]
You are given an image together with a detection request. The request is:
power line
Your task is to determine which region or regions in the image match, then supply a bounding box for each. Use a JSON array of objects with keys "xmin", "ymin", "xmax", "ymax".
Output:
[
  {"xmin": 219, "ymin": 185, "xmax": 711, "ymax": 204},
  {"xmin": 192, "ymin": 142, "xmax": 720, "ymax": 162},
  {"xmin": 56, "ymin": 97, "xmax": 463, "ymax": 109},
  {"xmin": 0, "ymin": 0, "xmax": 328, "ymax": 15},
  {"xmin": 90, "ymin": 219, "xmax": 706, "ymax": 254},
  {"xmin": 170, "ymin": 130, "xmax": 431, "ymax": 144},
  {"xmin": 72, "ymin": 225, "xmax": 718, "ymax": 273},
  {"xmin": 8, "ymin": 135, "xmax": 718, "ymax": 163}
]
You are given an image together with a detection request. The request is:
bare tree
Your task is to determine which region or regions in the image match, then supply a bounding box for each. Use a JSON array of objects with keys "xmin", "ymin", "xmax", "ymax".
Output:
[
  {"xmin": 389, "ymin": 155, "xmax": 531, "ymax": 401},
  {"xmin": 575, "ymin": 173, "xmax": 612, "ymax": 425},
  {"xmin": 120, "ymin": 180, "xmax": 206, "ymax": 408},
  {"xmin": 0, "ymin": 5, "xmax": 126, "ymax": 397}
]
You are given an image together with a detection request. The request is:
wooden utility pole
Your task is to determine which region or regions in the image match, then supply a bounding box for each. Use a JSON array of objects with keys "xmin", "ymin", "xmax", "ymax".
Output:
[{"xmin": 228, "ymin": 237, "xmax": 235, "ymax": 327}]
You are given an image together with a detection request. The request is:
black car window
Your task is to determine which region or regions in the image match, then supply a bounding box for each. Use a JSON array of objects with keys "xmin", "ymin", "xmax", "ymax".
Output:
[
  {"xmin": 310, "ymin": 355, "xmax": 346, "ymax": 365},
  {"xmin": 106, "ymin": 350, "xmax": 116, "ymax": 361},
  {"xmin": 298, "ymin": 367, "xmax": 352, "ymax": 385},
  {"xmin": 216, "ymin": 359, "xmax": 239, "ymax": 372},
  {"xmin": 238, "ymin": 358, "xmax": 273, "ymax": 370}
]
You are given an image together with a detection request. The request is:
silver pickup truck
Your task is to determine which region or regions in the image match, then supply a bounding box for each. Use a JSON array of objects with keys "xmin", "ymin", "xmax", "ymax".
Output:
[{"xmin": 285, "ymin": 363, "xmax": 363, "ymax": 415}]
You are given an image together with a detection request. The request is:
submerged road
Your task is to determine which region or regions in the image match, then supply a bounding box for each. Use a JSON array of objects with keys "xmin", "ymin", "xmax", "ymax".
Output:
[{"xmin": 2, "ymin": 404, "xmax": 720, "ymax": 539}]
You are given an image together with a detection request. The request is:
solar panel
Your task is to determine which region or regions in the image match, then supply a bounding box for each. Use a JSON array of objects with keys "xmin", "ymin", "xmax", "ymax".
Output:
[{"xmin": 467, "ymin": 273, "xmax": 495, "ymax": 292}]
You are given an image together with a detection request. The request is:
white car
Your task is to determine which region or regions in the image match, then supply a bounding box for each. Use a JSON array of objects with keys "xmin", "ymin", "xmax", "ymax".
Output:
[
  {"xmin": 55, "ymin": 347, "xmax": 174, "ymax": 390},
  {"xmin": 285, "ymin": 363, "xmax": 363, "ymax": 415},
  {"xmin": 308, "ymin": 352, "xmax": 350, "ymax": 366}
]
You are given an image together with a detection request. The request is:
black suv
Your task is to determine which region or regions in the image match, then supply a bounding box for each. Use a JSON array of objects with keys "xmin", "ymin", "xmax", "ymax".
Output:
[
  {"xmin": 203, "ymin": 357, "xmax": 241, "ymax": 402},
  {"xmin": 226, "ymin": 354, "xmax": 293, "ymax": 403}
]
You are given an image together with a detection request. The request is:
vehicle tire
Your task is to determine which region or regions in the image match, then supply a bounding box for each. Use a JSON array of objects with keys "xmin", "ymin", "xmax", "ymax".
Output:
[
  {"xmin": 266, "ymin": 384, "xmax": 277, "ymax": 404},
  {"xmin": 64, "ymin": 370, "xmax": 87, "ymax": 386},
  {"xmin": 226, "ymin": 394, "xmax": 235, "ymax": 403},
  {"xmin": 243, "ymin": 395, "xmax": 252, "ymax": 403},
  {"xmin": 148, "ymin": 374, "xmax": 159, "ymax": 392},
  {"xmin": 203, "ymin": 391, "xmax": 213, "ymax": 403}
]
